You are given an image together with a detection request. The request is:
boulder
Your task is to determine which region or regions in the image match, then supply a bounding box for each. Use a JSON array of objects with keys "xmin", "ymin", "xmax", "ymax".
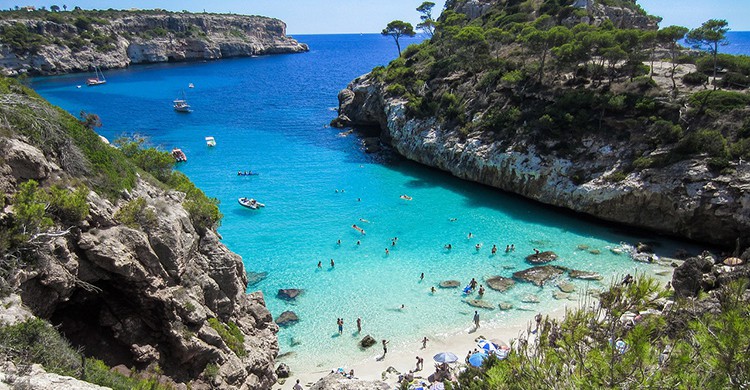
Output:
[
  {"xmin": 513, "ymin": 266, "xmax": 566, "ymax": 287},
  {"xmin": 557, "ymin": 282, "xmax": 576, "ymax": 293},
  {"xmin": 275, "ymin": 363, "xmax": 291, "ymax": 379},
  {"xmin": 553, "ymin": 291, "xmax": 570, "ymax": 300},
  {"xmin": 498, "ymin": 302, "xmax": 513, "ymax": 310},
  {"xmin": 672, "ymin": 255, "xmax": 715, "ymax": 298},
  {"xmin": 275, "ymin": 311, "xmax": 299, "ymax": 327},
  {"xmin": 246, "ymin": 271, "xmax": 268, "ymax": 286},
  {"xmin": 360, "ymin": 335, "xmax": 377, "ymax": 348},
  {"xmin": 636, "ymin": 242, "xmax": 654, "ymax": 253},
  {"xmin": 465, "ymin": 299, "xmax": 495, "ymax": 310},
  {"xmin": 521, "ymin": 294, "xmax": 540, "ymax": 303},
  {"xmin": 525, "ymin": 251, "xmax": 558, "ymax": 264},
  {"xmin": 485, "ymin": 276, "xmax": 515, "ymax": 292},
  {"xmin": 277, "ymin": 289, "xmax": 303, "ymax": 300},
  {"xmin": 569, "ymin": 270, "xmax": 603, "ymax": 280},
  {"xmin": 439, "ymin": 280, "xmax": 461, "ymax": 288}
]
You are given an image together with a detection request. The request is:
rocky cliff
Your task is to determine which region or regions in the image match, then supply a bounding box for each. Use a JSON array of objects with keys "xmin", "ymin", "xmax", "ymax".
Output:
[
  {"xmin": 0, "ymin": 10, "xmax": 308, "ymax": 76},
  {"xmin": 0, "ymin": 79, "xmax": 278, "ymax": 388},
  {"xmin": 333, "ymin": 0, "xmax": 750, "ymax": 247}
]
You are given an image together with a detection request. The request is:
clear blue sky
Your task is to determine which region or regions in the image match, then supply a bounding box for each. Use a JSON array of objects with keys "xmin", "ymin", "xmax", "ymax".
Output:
[{"xmin": 1, "ymin": 0, "xmax": 748, "ymax": 33}]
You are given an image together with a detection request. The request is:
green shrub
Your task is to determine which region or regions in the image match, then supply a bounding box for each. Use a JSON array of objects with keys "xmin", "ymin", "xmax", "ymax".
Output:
[
  {"xmin": 0, "ymin": 318, "xmax": 82, "ymax": 377},
  {"xmin": 203, "ymin": 363, "xmax": 220, "ymax": 381},
  {"xmin": 83, "ymin": 358, "xmax": 174, "ymax": 390},
  {"xmin": 730, "ymin": 138, "xmax": 750, "ymax": 160},
  {"xmin": 167, "ymin": 172, "xmax": 222, "ymax": 231},
  {"xmin": 651, "ymin": 120, "xmax": 683, "ymax": 145},
  {"xmin": 720, "ymin": 72, "xmax": 750, "ymax": 89},
  {"xmin": 688, "ymin": 90, "xmax": 750, "ymax": 112},
  {"xmin": 114, "ymin": 198, "xmax": 156, "ymax": 230},
  {"xmin": 116, "ymin": 137, "xmax": 175, "ymax": 183},
  {"xmin": 207, "ymin": 318, "xmax": 246, "ymax": 357},
  {"xmin": 0, "ymin": 23, "xmax": 48, "ymax": 53},
  {"xmin": 606, "ymin": 170, "xmax": 628, "ymax": 182},
  {"xmin": 683, "ymin": 72, "xmax": 708, "ymax": 86},
  {"xmin": 46, "ymin": 185, "xmax": 90, "ymax": 225},
  {"xmin": 674, "ymin": 129, "xmax": 729, "ymax": 158},
  {"xmin": 632, "ymin": 156, "xmax": 654, "ymax": 170},
  {"xmin": 385, "ymin": 83, "xmax": 407, "ymax": 96}
]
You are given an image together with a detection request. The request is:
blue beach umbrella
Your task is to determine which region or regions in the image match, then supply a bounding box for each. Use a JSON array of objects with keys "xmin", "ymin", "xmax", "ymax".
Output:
[
  {"xmin": 433, "ymin": 352, "xmax": 459, "ymax": 363},
  {"xmin": 477, "ymin": 339, "xmax": 499, "ymax": 353},
  {"xmin": 468, "ymin": 352, "xmax": 488, "ymax": 367}
]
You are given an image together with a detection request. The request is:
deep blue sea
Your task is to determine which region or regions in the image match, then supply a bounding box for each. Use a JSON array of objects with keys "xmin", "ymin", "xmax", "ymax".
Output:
[
  {"xmin": 30, "ymin": 34, "xmax": 718, "ymax": 372},
  {"xmin": 721, "ymin": 32, "xmax": 750, "ymax": 55}
]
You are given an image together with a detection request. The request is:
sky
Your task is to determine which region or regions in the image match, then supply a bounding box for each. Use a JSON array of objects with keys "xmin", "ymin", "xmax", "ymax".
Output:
[{"xmin": 0, "ymin": 0, "xmax": 749, "ymax": 34}]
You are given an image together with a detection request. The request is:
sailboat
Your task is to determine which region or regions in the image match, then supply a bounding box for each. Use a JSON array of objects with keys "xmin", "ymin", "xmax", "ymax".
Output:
[
  {"xmin": 173, "ymin": 91, "xmax": 192, "ymax": 113},
  {"xmin": 86, "ymin": 66, "xmax": 106, "ymax": 86}
]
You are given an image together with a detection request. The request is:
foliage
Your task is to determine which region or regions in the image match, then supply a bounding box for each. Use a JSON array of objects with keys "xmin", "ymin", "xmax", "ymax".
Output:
[
  {"xmin": 416, "ymin": 2, "xmax": 436, "ymax": 37},
  {"xmin": 683, "ymin": 71, "xmax": 708, "ymax": 86},
  {"xmin": 114, "ymin": 197, "xmax": 156, "ymax": 230},
  {"xmin": 688, "ymin": 90, "xmax": 750, "ymax": 112},
  {"xmin": 674, "ymin": 129, "xmax": 729, "ymax": 158},
  {"xmin": 83, "ymin": 358, "xmax": 174, "ymax": 390},
  {"xmin": 382, "ymin": 20, "xmax": 416, "ymax": 57},
  {"xmin": 167, "ymin": 172, "xmax": 222, "ymax": 232},
  {"xmin": 115, "ymin": 136, "xmax": 175, "ymax": 183},
  {"xmin": 0, "ymin": 23, "xmax": 48, "ymax": 53},
  {"xmin": 207, "ymin": 318, "xmax": 246, "ymax": 357},
  {"xmin": 686, "ymin": 19, "xmax": 729, "ymax": 87},
  {"xmin": 0, "ymin": 318, "xmax": 82, "ymax": 377}
]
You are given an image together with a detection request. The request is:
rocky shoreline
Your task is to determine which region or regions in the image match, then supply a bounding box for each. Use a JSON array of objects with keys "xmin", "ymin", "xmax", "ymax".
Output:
[
  {"xmin": 332, "ymin": 74, "xmax": 750, "ymax": 248},
  {"xmin": 0, "ymin": 12, "xmax": 308, "ymax": 76}
]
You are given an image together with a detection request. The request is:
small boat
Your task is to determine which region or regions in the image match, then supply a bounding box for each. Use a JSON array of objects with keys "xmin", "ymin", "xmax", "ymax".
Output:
[
  {"xmin": 86, "ymin": 66, "xmax": 106, "ymax": 86},
  {"xmin": 205, "ymin": 136, "xmax": 216, "ymax": 147},
  {"xmin": 171, "ymin": 148, "xmax": 187, "ymax": 162},
  {"xmin": 173, "ymin": 91, "xmax": 192, "ymax": 113},
  {"xmin": 400, "ymin": 195, "xmax": 413, "ymax": 200},
  {"xmin": 238, "ymin": 197, "xmax": 265, "ymax": 209},
  {"xmin": 188, "ymin": 83, "xmax": 195, "ymax": 88},
  {"xmin": 237, "ymin": 171, "xmax": 259, "ymax": 176}
]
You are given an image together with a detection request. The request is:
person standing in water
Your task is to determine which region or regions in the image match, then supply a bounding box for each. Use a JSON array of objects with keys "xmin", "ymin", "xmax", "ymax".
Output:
[
  {"xmin": 338, "ymin": 318, "xmax": 344, "ymax": 334},
  {"xmin": 491, "ymin": 245, "xmax": 497, "ymax": 255},
  {"xmin": 382, "ymin": 339, "xmax": 389, "ymax": 357},
  {"xmin": 357, "ymin": 317, "xmax": 362, "ymax": 333},
  {"xmin": 473, "ymin": 311, "xmax": 480, "ymax": 329},
  {"xmin": 422, "ymin": 336, "xmax": 429, "ymax": 349},
  {"xmin": 317, "ymin": 261, "xmax": 322, "ymax": 269},
  {"xmin": 420, "ymin": 272, "xmax": 424, "ymax": 281},
  {"xmin": 330, "ymin": 258, "xmax": 335, "ymax": 267}
]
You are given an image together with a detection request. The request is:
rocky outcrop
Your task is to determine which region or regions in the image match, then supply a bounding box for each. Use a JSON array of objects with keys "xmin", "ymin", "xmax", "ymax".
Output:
[
  {"xmin": 275, "ymin": 311, "xmax": 299, "ymax": 327},
  {"xmin": 526, "ymin": 251, "xmax": 558, "ymax": 265},
  {"xmin": 277, "ymin": 288, "xmax": 303, "ymax": 300},
  {"xmin": 310, "ymin": 373, "xmax": 390, "ymax": 390},
  {"xmin": 513, "ymin": 266, "xmax": 566, "ymax": 287},
  {"xmin": 0, "ymin": 11, "xmax": 308, "ymax": 76},
  {"xmin": 672, "ymin": 252, "xmax": 750, "ymax": 298},
  {"xmin": 485, "ymin": 276, "xmax": 515, "ymax": 292},
  {"xmin": 1, "ymin": 137, "xmax": 279, "ymax": 389},
  {"xmin": 332, "ymin": 73, "xmax": 750, "ymax": 247}
]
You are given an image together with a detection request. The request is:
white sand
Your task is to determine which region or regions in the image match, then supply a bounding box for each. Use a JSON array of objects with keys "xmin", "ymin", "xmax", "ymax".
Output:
[{"xmin": 274, "ymin": 307, "xmax": 570, "ymax": 389}]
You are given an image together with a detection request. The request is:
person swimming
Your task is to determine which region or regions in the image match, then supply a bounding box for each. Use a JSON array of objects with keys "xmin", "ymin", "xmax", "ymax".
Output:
[
  {"xmin": 352, "ymin": 224, "xmax": 366, "ymax": 234},
  {"xmin": 491, "ymin": 245, "xmax": 497, "ymax": 255},
  {"xmin": 444, "ymin": 244, "xmax": 452, "ymax": 250}
]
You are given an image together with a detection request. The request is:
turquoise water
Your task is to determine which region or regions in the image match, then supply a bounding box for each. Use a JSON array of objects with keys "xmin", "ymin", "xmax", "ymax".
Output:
[{"xmin": 31, "ymin": 34, "xmax": 699, "ymax": 371}]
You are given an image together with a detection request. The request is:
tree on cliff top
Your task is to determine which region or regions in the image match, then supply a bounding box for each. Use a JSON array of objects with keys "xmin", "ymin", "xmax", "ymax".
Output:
[
  {"xmin": 382, "ymin": 20, "xmax": 416, "ymax": 57},
  {"xmin": 687, "ymin": 19, "xmax": 729, "ymax": 89},
  {"xmin": 416, "ymin": 2, "xmax": 436, "ymax": 38}
]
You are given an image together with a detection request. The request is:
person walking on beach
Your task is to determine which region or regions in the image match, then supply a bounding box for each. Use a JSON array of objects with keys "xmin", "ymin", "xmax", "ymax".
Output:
[
  {"xmin": 421, "ymin": 336, "xmax": 429, "ymax": 349},
  {"xmin": 356, "ymin": 317, "xmax": 362, "ymax": 333},
  {"xmin": 293, "ymin": 379, "xmax": 303, "ymax": 390},
  {"xmin": 416, "ymin": 356, "xmax": 424, "ymax": 371},
  {"xmin": 382, "ymin": 339, "xmax": 389, "ymax": 357},
  {"xmin": 473, "ymin": 311, "xmax": 480, "ymax": 329}
]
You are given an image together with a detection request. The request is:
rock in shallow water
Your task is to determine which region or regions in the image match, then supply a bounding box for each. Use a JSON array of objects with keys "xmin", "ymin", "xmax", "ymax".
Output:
[
  {"xmin": 465, "ymin": 299, "xmax": 495, "ymax": 309},
  {"xmin": 360, "ymin": 335, "xmax": 377, "ymax": 348},
  {"xmin": 513, "ymin": 265, "xmax": 566, "ymax": 286},
  {"xmin": 557, "ymin": 281, "xmax": 576, "ymax": 293},
  {"xmin": 275, "ymin": 311, "xmax": 299, "ymax": 327},
  {"xmin": 439, "ymin": 280, "xmax": 461, "ymax": 288},
  {"xmin": 485, "ymin": 276, "xmax": 515, "ymax": 292},
  {"xmin": 276, "ymin": 363, "xmax": 291, "ymax": 378},
  {"xmin": 277, "ymin": 288, "xmax": 303, "ymax": 300},
  {"xmin": 569, "ymin": 270, "xmax": 603, "ymax": 280},
  {"xmin": 525, "ymin": 251, "xmax": 558, "ymax": 264}
]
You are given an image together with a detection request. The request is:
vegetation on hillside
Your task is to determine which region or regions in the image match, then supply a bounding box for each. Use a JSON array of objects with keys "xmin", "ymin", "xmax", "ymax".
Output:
[
  {"xmin": 450, "ymin": 276, "xmax": 750, "ymax": 389},
  {"xmin": 376, "ymin": 0, "xmax": 749, "ymax": 178}
]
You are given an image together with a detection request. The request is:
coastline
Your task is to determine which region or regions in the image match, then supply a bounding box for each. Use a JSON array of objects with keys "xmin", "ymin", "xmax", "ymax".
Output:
[{"xmin": 275, "ymin": 267, "xmax": 673, "ymax": 389}]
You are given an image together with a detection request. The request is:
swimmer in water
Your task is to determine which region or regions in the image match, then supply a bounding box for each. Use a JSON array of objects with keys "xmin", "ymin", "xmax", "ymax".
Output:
[
  {"xmin": 468, "ymin": 232, "xmax": 473, "ymax": 239},
  {"xmin": 337, "ymin": 239, "xmax": 341, "ymax": 245},
  {"xmin": 431, "ymin": 286, "xmax": 436, "ymax": 294},
  {"xmin": 491, "ymin": 245, "xmax": 497, "ymax": 255},
  {"xmin": 445, "ymin": 244, "xmax": 452, "ymax": 250},
  {"xmin": 475, "ymin": 243, "xmax": 482, "ymax": 251},
  {"xmin": 356, "ymin": 240, "xmax": 361, "ymax": 245},
  {"xmin": 317, "ymin": 261, "xmax": 322, "ymax": 268},
  {"xmin": 385, "ymin": 248, "xmax": 389, "ymax": 256},
  {"xmin": 505, "ymin": 245, "xmax": 510, "ymax": 253},
  {"xmin": 330, "ymin": 258, "xmax": 335, "ymax": 267}
]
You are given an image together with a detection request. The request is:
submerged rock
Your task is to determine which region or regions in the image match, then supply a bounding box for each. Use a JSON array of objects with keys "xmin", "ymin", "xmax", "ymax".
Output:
[
  {"xmin": 360, "ymin": 335, "xmax": 377, "ymax": 348},
  {"xmin": 557, "ymin": 282, "xmax": 576, "ymax": 293},
  {"xmin": 525, "ymin": 251, "xmax": 558, "ymax": 264},
  {"xmin": 439, "ymin": 280, "xmax": 461, "ymax": 288},
  {"xmin": 513, "ymin": 266, "xmax": 566, "ymax": 286},
  {"xmin": 278, "ymin": 289, "xmax": 303, "ymax": 300},
  {"xmin": 275, "ymin": 311, "xmax": 299, "ymax": 327},
  {"xmin": 465, "ymin": 299, "xmax": 495, "ymax": 310},
  {"xmin": 485, "ymin": 276, "xmax": 515, "ymax": 292},
  {"xmin": 553, "ymin": 291, "xmax": 570, "ymax": 300},
  {"xmin": 498, "ymin": 302, "xmax": 513, "ymax": 310},
  {"xmin": 521, "ymin": 294, "xmax": 540, "ymax": 303},
  {"xmin": 569, "ymin": 270, "xmax": 603, "ymax": 280},
  {"xmin": 246, "ymin": 271, "xmax": 268, "ymax": 286}
]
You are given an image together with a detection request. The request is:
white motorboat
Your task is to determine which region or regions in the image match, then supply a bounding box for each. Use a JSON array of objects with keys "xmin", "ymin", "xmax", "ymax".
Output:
[
  {"xmin": 205, "ymin": 136, "xmax": 216, "ymax": 147},
  {"xmin": 239, "ymin": 197, "xmax": 265, "ymax": 209}
]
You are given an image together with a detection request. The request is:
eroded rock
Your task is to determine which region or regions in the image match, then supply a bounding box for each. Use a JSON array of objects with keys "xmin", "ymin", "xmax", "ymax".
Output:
[
  {"xmin": 513, "ymin": 266, "xmax": 566, "ymax": 287},
  {"xmin": 525, "ymin": 251, "xmax": 558, "ymax": 264},
  {"xmin": 485, "ymin": 276, "xmax": 515, "ymax": 292},
  {"xmin": 439, "ymin": 280, "xmax": 461, "ymax": 288},
  {"xmin": 275, "ymin": 311, "xmax": 299, "ymax": 327}
]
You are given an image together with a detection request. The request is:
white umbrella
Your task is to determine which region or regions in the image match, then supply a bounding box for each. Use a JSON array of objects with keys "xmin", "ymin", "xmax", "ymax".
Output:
[{"xmin": 433, "ymin": 352, "xmax": 459, "ymax": 363}]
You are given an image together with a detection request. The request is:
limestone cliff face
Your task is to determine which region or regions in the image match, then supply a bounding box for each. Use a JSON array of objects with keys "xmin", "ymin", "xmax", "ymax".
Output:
[
  {"xmin": 1, "ymin": 137, "xmax": 278, "ymax": 389},
  {"xmin": 0, "ymin": 12, "xmax": 308, "ymax": 76},
  {"xmin": 334, "ymin": 75, "xmax": 750, "ymax": 247}
]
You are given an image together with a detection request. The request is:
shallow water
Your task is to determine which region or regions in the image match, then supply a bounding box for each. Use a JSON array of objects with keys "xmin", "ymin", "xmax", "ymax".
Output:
[{"xmin": 31, "ymin": 34, "xmax": 702, "ymax": 371}]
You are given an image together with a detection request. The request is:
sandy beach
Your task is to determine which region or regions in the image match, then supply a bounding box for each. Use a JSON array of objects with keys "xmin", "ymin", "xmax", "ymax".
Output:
[{"xmin": 275, "ymin": 305, "xmax": 571, "ymax": 389}]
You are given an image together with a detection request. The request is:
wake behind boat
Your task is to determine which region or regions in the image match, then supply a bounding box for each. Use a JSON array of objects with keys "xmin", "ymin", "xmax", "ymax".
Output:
[{"xmin": 239, "ymin": 197, "xmax": 265, "ymax": 209}]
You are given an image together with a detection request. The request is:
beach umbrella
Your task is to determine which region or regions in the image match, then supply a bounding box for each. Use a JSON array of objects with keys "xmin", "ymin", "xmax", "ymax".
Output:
[
  {"xmin": 477, "ymin": 339, "xmax": 499, "ymax": 353},
  {"xmin": 468, "ymin": 352, "xmax": 488, "ymax": 367},
  {"xmin": 433, "ymin": 352, "xmax": 459, "ymax": 363}
]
